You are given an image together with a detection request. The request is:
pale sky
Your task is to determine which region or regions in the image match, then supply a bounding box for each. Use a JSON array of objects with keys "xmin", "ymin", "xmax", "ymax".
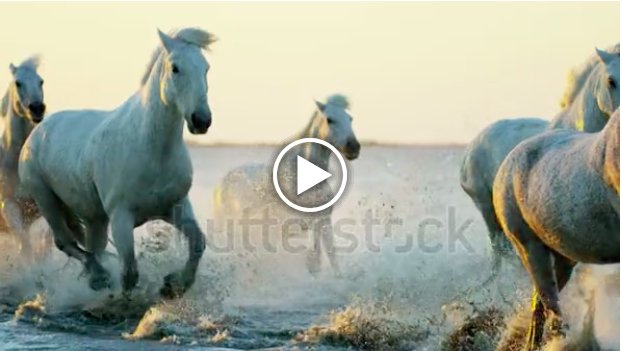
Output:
[{"xmin": 0, "ymin": 2, "xmax": 618, "ymax": 145}]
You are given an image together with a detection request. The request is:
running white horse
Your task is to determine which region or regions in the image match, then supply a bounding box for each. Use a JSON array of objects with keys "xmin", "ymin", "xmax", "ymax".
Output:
[
  {"xmin": 213, "ymin": 95, "xmax": 360, "ymax": 276},
  {"xmin": 0, "ymin": 56, "xmax": 46, "ymax": 256},
  {"xmin": 19, "ymin": 28, "xmax": 215, "ymax": 298},
  {"xmin": 492, "ymin": 108, "xmax": 619, "ymax": 351},
  {"xmin": 460, "ymin": 45, "xmax": 620, "ymax": 278}
]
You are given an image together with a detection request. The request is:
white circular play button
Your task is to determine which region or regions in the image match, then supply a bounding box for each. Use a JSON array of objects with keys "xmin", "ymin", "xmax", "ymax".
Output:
[{"xmin": 272, "ymin": 138, "xmax": 348, "ymax": 213}]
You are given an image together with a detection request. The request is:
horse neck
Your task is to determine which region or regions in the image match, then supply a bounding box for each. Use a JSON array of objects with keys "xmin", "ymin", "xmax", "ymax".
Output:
[
  {"xmin": 1, "ymin": 88, "xmax": 34, "ymax": 152},
  {"xmin": 138, "ymin": 62, "xmax": 185, "ymax": 154},
  {"xmin": 290, "ymin": 112, "xmax": 331, "ymax": 170},
  {"xmin": 550, "ymin": 70, "xmax": 609, "ymax": 132}
]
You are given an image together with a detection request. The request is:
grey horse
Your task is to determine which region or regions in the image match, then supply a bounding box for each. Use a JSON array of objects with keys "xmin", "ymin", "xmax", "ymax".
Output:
[
  {"xmin": 460, "ymin": 45, "xmax": 620, "ymax": 279},
  {"xmin": 18, "ymin": 28, "xmax": 214, "ymax": 298},
  {"xmin": 492, "ymin": 108, "xmax": 619, "ymax": 350},
  {"xmin": 0, "ymin": 56, "xmax": 46, "ymax": 257},
  {"xmin": 213, "ymin": 95, "xmax": 360, "ymax": 276}
]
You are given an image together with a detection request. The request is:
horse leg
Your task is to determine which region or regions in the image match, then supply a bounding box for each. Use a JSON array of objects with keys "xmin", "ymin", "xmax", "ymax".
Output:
[
  {"xmin": 84, "ymin": 218, "xmax": 110, "ymax": 258},
  {"xmin": 517, "ymin": 241, "xmax": 562, "ymax": 351},
  {"xmin": 0, "ymin": 197, "xmax": 32, "ymax": 258},
  {"xmin": 478, "ymin": 200, "xmax": 512, "ymax": 283},
  {"xmin": 550, "ymin": 253, "xmax": 576, "ymax": 337},
  {"xmin": 109, "ymin": 209, "xmax": 138, "ymax": 292},
  {"xmin": 160, "ymin": 197, "xmax": 206, "ymax": 298},
  {"xmin": 305, "ymin": 219, "xmax": 322, "ymax": 276},
  {"xmin": 31, "ymin": 185, "xmax": 109, "ymax": 290},
  {"xmin": 316, "ymin": 216, "xmax": 341, "ymax": 277},
  {"xmin": 553, "ymin": 253, "xmax": 576, "ymax": 291},
  {"xmin": 63, "ymin": 207, "xmax": 86, "ymax": 248},
  {"xmin": 526, "ymin": 287, "xmax": 547, "ymax": 351}
]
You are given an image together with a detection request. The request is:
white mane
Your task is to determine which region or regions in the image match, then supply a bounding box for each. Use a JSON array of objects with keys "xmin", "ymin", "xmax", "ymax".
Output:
[
  {"xmin": 19, "ymin": 55, "xmax": 42, "ymax": 71},
  {"xmin": 325, "ymin": 94, "xmax": 350, "ymax": 109},
  {"xmin": 560, "ymin": 43, "xmax": 620, "ymax": 108},
  {"xmin": 0, "ymin": 92, "xmax": 8, "ymax": 117},
  {"xmin": 140, "ymin": 28, "xmax": 216, "ymax": 87}
]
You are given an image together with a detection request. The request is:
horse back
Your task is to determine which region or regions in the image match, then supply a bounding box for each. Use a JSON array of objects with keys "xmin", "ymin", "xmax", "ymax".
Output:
[
  {"xmin": 461, "ymin": 117, "xmax": 548, "ymax": 197},
  {"xmin": 219, "ymin": 163, "xmax": 274, "ymax": 209}
]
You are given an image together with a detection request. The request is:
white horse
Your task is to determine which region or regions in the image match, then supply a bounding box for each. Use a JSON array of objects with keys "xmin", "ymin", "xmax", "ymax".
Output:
[
  {"xmin": 0, "ymin": 56, "xmax": 46, "ymax": 256},
  {"xmin": 492, "ymin": 108, "xmax": 619, "ymax": 351},
  {"xmin": 213, "ymin": 95, "xmax": 360, "ymax": 275},
  {"xmin": 19, "ymin": 28, "xmax": 215, "ymax": 298},
  {"xmin": 460, "ymin": 45, "xmax": 620, "ymax": 278}
]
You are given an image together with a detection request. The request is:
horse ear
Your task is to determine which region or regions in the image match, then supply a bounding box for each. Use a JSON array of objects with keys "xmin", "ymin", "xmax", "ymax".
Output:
[
  {"xmin": 157, "ymin": 29, "xmax": 177, "ymax": 53},
  {"xmin": 315, "ymin": 100, "xmax": 326, "ymax": 112},
  {"xmin": 596, "ymin": 47, "xmax": 617, "ymax": 64},
  {"xmin": 9, "ymin": 63, "xmax": 16, "ymax": 76}
]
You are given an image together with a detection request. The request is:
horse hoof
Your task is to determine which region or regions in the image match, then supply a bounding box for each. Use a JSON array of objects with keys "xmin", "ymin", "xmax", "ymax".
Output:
[
  {"xmin": 122, "ymin": 289, "xmax": 134, "ymax": 301},
  {"xmin": 122, "ymin": 267, "xmax": 139, "ymax": 292},
  {"xmin": 89, "ymin": 272, "xmax": 111, "ymax": 291},
  {"xmin": 159, "ymin": 272, "xmax": 188, "ymax": 299},
  {"xmin": 549, "ymin": 316, "xmax": 568, "ymax": 338}
]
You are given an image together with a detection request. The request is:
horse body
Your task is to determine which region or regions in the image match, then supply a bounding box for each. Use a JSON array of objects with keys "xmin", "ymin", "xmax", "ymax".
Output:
[
  {"xmin": 501, "ymin": 131, "xmax": 619, "ymax": 262},
  {"xmin": 460, "ymin": 45, "xmax": 620, "ymax": 274},
  {"xmin": 19, "ymin": 28, "xmax": 214, "ymax": 297},
  {"xmin": 213, "ymin": 95, "xmax": 360, "ymax": 275},
  {"xmin": 0, "ymin": 56, "xmax": 46, "ymax": 254},
  {"xmin": 460, "ymin": 117, "xmax": 548, "ymax": 255},
  {"xmin": 32, "ymin": 99, "xmax": 193, "ymax": 224},
  {"xmin": 492, "ymin": 109, "xmax": 620, "ymax": 349}
]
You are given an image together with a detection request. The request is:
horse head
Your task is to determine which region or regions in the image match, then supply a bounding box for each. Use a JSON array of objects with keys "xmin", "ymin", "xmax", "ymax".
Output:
[
  {"xmin": 313, "ymin": 94, "xmax": 360, "ymax": 160},
  {"xmin": 594, "ymin": 47, "xmax": 620, "ymax": 117},
  {"xmin": 156, "ymin": 29, "xmax": 216, "ymax": 135},
  {"xmin": 8, "ymin": 56, "xmax": 45, "ymax": 123}
]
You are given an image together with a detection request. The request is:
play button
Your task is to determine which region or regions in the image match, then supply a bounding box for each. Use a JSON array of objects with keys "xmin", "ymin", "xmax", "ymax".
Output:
[
  {"xmin": 273, "ymin": 138, "xmax": 348, "ymax": 213},
  {"xmin": 296, "ymin": 156, "xmax": 332, "ymax": 195}
]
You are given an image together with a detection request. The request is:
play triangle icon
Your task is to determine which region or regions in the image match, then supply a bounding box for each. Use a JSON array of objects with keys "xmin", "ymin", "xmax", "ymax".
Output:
[{"xmin": 296, "ymin": 156, "xmax": 332, "ymax": 195}]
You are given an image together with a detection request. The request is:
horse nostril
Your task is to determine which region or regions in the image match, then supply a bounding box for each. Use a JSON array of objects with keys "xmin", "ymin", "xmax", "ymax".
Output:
[
  {"xmin": 191, "ymin": 112, "xmax": 211, "ymax": 132},
  {"xmin": 28, "ymin": 102, "xmax": 46, "ymax": 118}
]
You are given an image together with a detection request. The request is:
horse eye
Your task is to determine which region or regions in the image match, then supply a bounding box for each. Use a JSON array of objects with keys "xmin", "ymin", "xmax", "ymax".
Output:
[
  {"xmin": 15, "ymin": 81, "xmax": 22, "ymax": 88},
  {"xmin": 40, "ymin": 80, "xmax": 44, "ymax": 87},
  {"xmin": 608, "ymin": 77, "xmax": 617, "ymax": 89},
  {"xmin": 327, "ymin": 119, "xmax": 334, "ymax": 125},
  {"xmin": 172, "ymin": 64, "xmax": 180, "ymax": 74}
]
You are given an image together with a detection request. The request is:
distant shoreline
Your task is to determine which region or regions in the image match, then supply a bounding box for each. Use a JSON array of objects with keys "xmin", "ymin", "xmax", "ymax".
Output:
[{"xmin": 186, "ymin": 141, "xmax": 467, "ymax": 148}]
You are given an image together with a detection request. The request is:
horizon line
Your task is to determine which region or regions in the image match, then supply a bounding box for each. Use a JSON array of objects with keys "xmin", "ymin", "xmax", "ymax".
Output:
[{"xmin": 186, "ymin": 140, "xmax": 468, "ymax": 148}]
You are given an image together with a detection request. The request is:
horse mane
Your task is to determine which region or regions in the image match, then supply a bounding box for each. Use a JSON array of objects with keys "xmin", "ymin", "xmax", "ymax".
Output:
[
  {"xmin": 19, "ymin": 55, "xmax": 42, "ymax": 71},
  {"xmin": 295, "ymin": 94, "xmax": 351, "ymax": 140},
  {"xmin": 560, "ymin": 43, "xmax": 620, "ymax": 109},
  {"xmin": 0, "ymin": 91, "xmax": 8, "ymax": 117},
  {"xmin": 325, "ymin": 94, "xmax": 350, "ymax": 109},
  {"xmin": 140, "ymin": 28, "xmax": 216, "ymax": 87}
]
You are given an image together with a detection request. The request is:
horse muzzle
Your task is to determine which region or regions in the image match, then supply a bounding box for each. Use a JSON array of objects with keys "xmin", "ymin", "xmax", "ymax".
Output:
[
  {"xmin": 342, "ymin": 139, "xmax": 361, "ymax": 160},
  {"xmin": 188, "ymin": 110, "xmax": 212, "ymax": 135},
  {"xmin": 28, "ymin": 102, "xmax": 46, "ymax": 123}
]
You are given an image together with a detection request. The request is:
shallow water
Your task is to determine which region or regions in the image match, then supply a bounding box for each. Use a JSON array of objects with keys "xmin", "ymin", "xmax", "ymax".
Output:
[{"xmin": 0, "ymin": 146, "xmax": 618, "ymax": 350}]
